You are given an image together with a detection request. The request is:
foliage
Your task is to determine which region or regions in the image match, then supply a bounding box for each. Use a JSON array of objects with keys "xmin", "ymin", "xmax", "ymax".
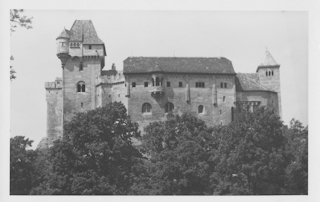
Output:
[
  {"xmin": 211, "ymin": 107, "xmax": 289, "ymax": 195},
  {"xmin": 134, "ymin": 113, "xmax": 217, "ymax": 195},
  {"xmin": 10, "ymin": 136, "xmax": 37, "ymax": 194},
  {"xmin": 10, "ymin": 104, "xmax": 308, "ymax": 195},
  {"xmin": 30, "ymin": 102, "xmax": 143, "ymax": 195},
  {"xmin": 284, "ymin": 119, "xmax": 308, "ymax": 194},
  {"xmin": 10, "ymin": 9, "xmax": 33, "ymax": 33},
  {"xmin": 10, "ymin": 9, "xmax": 33, "ymax": 80}
]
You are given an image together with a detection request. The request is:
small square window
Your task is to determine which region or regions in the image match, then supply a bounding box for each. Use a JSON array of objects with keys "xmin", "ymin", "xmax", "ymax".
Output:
[
  {"xmin": 132, "ymin": 82, "xmax": 136, "ymax": 87},
  {"xmin": 224, "ymin": 83, "xmax": 227, "ymax": 88},
  {"xmin": 167, "ymin": 82, "xmax": 170, "ymax": 87},
  {"xmin": 179, "ymin": 82, "xmax": 183, "ymax": 87},
  {"xmin": 144, "ymin": 82, "xmax": 148, "ymax": 87}
]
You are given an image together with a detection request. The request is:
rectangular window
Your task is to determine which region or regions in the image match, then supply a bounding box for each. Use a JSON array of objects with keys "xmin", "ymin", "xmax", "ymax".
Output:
[
  {"xmin": 144, "ymin": 82, "xmax": 148, "ymax": 87},
  {"xmin": 224, "ymin": 83, "xmax": 227, "ymax": 88},
  {"xmin": 167, "ymin": 82, "xmax": 170, "ymax": 87},
  {"xmin": 132, "ymin": 82, "xmax": 136, "ymax": 87},
  {"xmin": 61, "ymin": 42, "xmax": 66, "ymax": 47},
  {"xmin": 220, "ymin": 83, "xmax": 223, "ymax": 88},
  {"xmin": 179, "ymin": 82, "xmax": 183, "ymax": 87},
  {"xmin": 89, "ymin": 45, "xmax": 92, "ymax": 49},
  {"xmin": 196, "ymin": 82, "xmax": 205, "ymax": 88}
]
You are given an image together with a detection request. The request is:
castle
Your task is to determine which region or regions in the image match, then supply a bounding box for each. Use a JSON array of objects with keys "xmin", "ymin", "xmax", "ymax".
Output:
[{"xmin": 43, "ymin": 20, "xmax": 281, "ymax": 145}]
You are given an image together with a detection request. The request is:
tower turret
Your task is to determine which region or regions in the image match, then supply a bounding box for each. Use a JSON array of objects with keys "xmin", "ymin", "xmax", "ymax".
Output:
[
  {"xmin": 256, "ymin": 48, "xmax": 282, "ymax": 117},
  {"xmin": 56, "ymin": 28, "xmax": 71, "ymax": 68}
]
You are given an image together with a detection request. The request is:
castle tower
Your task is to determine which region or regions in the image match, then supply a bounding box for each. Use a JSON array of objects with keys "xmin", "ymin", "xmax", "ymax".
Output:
[
  {"xmin": 256, "ymin": 48, "xmax": 282, "ymax": 117},
  {"xmin": 56, "ymin": 20, "xmax": 106, "ymax": 123},
  {"xmin": 44, "ymin": 78, "xmax": 63, "ymax": 143}
]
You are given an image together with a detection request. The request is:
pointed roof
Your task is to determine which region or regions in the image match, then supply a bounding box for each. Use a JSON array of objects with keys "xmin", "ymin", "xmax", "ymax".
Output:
[
  {"xmin": 256, "ymin": 48, "xmax": 280, "ymax": 72},
  {"xmin": 56, "ymin": 28, "xmax": 71, "ymax": 39},
  {"xmin": 260, "ymin": 48, "xmax": 278, "ymax": 66},
  {"xmin": 69, "ymin": 20, "xmax": 104, "ymax": 44}
]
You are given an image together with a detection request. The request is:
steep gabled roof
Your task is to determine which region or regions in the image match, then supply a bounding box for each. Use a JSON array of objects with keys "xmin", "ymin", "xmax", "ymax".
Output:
[
  {"xmin": 235, "ymin": 73, "xmax": 275, "ymax": 92},
  {"xmin": 256, "ymin": 49, "xmax": 280, "ymax": 72},
  {"xmin": 260, "ymin": 49, "xmax": 278, "ymax": 66},
  {"xmin": 56, "ymin": 28, "xmax": 71, "ymax": 39},
  {"xmin": 123, "ymin": 57, "xmax": 236, "ymax": 74},
  {"xmin": 68, "ymin": 20, "xmax": 104, "ymax": 44}
]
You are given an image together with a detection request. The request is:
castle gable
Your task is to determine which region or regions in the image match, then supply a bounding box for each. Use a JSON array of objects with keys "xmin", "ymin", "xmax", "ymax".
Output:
[
  {"xmin": 235, "ymin": 73, "xmax": 275, "ymax": 92},
  {"xmin": 123, "ymin": 57, "xmax": 236, "ymax": 74}
]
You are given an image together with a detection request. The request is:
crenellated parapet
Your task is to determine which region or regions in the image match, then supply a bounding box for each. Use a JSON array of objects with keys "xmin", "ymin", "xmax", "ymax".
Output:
[{"xmin": 45, "ymin": 77, "xmax": 63, "ymax": 89}]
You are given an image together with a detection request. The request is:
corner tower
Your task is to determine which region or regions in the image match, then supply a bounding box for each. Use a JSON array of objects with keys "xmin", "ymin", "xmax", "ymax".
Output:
[
  {"xmin": 55, "ymin": 20, "xmax": 106, "ymax": 122},
  {"xmin": 256, "ymin": 48, "xmax": 282, "ymax": 117}
]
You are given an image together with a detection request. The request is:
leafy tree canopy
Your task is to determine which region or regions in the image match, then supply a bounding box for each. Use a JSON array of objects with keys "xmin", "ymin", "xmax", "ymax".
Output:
[
  {"xmin": 10, "ymin": 136, "xmax": 36, "ymax": 195},
  {"xmin": 31, "ymin": 102, "xmax": 143, "ymax": 195}
]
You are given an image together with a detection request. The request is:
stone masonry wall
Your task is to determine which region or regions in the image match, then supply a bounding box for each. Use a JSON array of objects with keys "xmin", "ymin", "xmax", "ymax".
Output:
[
  {"xmin": 127, "ymin": 73, "xmax": 236, "ymax": 133},
  {"xmin": 63, "ymin": 56, "xmax": 101, "ymax": 122},
  {"xmin": 236, "ymin": 91, "xmax": 279, "ymax": 115},
  {"xmin": 45, "ymin": 79, "xmax": 63, "ymax": 142},
  {"xmin": 257, "ymin": 67, "xmax": 281, "ymax": 117}
]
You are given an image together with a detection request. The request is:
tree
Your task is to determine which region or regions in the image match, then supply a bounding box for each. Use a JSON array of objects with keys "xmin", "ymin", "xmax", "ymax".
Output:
[
  {"xmin": 284, "ymin": 119, "xmax": 308, "ymax": 194},
  {"xmin": 10, "ymin": 9, "xmax": 33, "ymax": 80},
  {"xmin": 10, "ymin": 136, "xmax": 36, "ymax": 194},
  {"xmin": 211, "ymin": 107, "xmax": 290, "ymax": 195},
  {"xmin": 135, "ymin": 113, "xmax": 217, "ymax": 195},
  {"xmin": 31, "ymin": 102, "xmax": 143, "ymax": 195}
]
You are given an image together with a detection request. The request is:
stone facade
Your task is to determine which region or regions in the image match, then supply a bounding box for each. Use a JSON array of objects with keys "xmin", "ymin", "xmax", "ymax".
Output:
[{"xmin": 43, "ymin": 20, "xmax": 282, "ymax": 144}]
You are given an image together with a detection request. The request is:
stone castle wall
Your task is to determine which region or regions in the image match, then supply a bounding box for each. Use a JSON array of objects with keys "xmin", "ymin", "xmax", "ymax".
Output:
[
  {"xmin": 126, "ymin": 73, "xmax": 236, "ymax": 132},
  {"xmin": 45, "ymin": 78, "xmax": 63, "ymax": 141}
]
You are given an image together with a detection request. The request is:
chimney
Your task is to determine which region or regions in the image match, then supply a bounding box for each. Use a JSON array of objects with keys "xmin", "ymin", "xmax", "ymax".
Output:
[{"xmin": 112, "ymin": 63, "xmax": 116, "ymax": 70}]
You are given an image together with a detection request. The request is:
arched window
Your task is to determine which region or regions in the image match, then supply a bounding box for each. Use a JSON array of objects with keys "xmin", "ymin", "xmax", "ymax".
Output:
[
  {"xmin": 77, "ymin": 81, "xmax": 85, "ymax": 92},
  {"xmin": 272, "ymin": 71, "xmax": 274, "ymax": 76},
  {"xmin": 142, "ymin": 103, "xmax": 152, "ymax": 114},
  {"xmin": 156, "ymin": 77, "xmax": 160, "ymax": 86},
  {"xmin": 152, "ymin": 78, "xmax": 155, "ymax": 86},
  {"xmin": 198, "ymin": 105, "xmax": 204, "ymax": 113},
  {"xmin": 266, "ymin": 71, "xmax": 268, "ymax": 76},
  {"xmin": 269, "ymin": 71, "xmax": 271, "ymax": 76},
  {"xmin": 165, "ymin": 102, "xmax": 174, "ymax": 113}
]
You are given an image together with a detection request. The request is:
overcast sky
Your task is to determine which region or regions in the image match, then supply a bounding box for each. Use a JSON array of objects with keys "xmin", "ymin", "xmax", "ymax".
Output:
[{"xmin": 10, "ymin": 10, "xmax": 308, "ymax": 148}]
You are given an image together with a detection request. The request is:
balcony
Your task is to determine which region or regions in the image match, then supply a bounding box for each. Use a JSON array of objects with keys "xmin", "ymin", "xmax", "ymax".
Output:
[{"xmin": 150, "ymin": 86, "xmax": 164, "ymax": 97}]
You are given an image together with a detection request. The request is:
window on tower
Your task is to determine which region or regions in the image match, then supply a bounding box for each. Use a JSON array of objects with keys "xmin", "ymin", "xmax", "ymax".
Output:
[
  {"xmin": 142, "ymin": 103, "xmax": 152, "ymax": 114},
  {"xmin": 77, "ymin": 81, "xmax": 85, "ymax": 92}
]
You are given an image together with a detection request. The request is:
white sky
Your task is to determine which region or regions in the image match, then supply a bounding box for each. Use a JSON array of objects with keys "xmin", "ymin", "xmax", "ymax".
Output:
[
  {"xmin": 10, "ymin": 10, "xmax": 308, "ymax": 148},
  {"xmin": 1, "ymin": 0, "xmax": 320, "ymax": 201}
]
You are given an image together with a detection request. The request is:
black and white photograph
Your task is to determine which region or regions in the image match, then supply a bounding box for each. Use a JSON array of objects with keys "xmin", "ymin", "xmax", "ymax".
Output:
[{"xmin": 2, "ymin": 0, "xmax": 319, "ymax": 201}]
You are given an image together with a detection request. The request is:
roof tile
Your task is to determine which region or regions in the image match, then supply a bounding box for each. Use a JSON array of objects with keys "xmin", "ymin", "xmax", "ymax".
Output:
[
  {"xmin": 123, "ymin": 57, "xmax": 235, "ymax": 74},
  {"xmin": 235, "ymin": 73, "xmax": 274, "ymax": 92}
]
